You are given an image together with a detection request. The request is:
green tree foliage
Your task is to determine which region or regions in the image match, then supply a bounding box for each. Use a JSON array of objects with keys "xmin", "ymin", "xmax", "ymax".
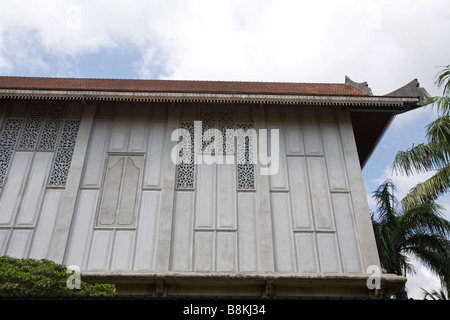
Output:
[
  {"xmin": 371, "ymin": 180, "xmax": 450, "ymax": 292},
  {"xmin": 0, "ymin": 256, "xmax": 116, "ymax": 296},
  {"xmin": 392, "ymin": 65, "xmax": 450, "ymax": 209}
]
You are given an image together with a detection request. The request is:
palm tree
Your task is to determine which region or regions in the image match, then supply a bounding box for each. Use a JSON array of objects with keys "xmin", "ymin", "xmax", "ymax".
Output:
[
  {"xmin": 371, "ymin": 179, "xmax": 450, "ymax": 292},
  {"xmin": 392, "ymin": 65, "xmax": 450, "ymax": 209}
]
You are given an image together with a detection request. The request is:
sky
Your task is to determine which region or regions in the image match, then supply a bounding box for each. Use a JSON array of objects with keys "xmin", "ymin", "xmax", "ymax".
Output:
[{"xmin": 1, "ymin": 0, "xmax": 449, "ymax": 299}]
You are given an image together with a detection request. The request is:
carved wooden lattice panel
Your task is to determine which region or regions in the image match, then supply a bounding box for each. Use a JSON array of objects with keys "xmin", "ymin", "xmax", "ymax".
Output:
[
  {"xmin": 175, "ymin": 105, "xmax": 256, "ymax": 190},
  {"xmin": 199, "ymin": 104, "xmax": 234, "ymax": 155},
  {"xmin": 48, "ymin": 120, "xmax": 80, "ymax": 187},
  {"xmin": 0, "ymin": 100, "xmax": 71, "ymax": 187},
  {"xmin": 236, "ymin": 123, "xmax": 255, "ymax": 190},
  {"xmin": 38, "ymin": 104, "xmax": 64, "ymax": 150},
  {"xmin": 0, "ymin": 119, "xmax": 23, "ymax": 186},
  {"xmin": 17, "ymin": 102, "xmax": 47, "ymax": 151},
  {"xmin": 176, "ymin": 122, "xmax": 195, "ymax": 189}
]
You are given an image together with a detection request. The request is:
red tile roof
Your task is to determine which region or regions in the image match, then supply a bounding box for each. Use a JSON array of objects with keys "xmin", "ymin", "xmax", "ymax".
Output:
[{"xmin": 0, "ymin": 76, "xmax": 367, "ymax": 96}]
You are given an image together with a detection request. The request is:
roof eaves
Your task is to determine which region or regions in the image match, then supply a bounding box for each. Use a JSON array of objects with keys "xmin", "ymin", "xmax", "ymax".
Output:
[{"xmin": 0, "ymin": 88, "xmax": 420, "ymax": 108}]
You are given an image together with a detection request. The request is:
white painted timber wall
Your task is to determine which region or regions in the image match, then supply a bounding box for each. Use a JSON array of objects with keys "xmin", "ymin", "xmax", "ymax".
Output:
[
  {"xmin": 0, "ymin": 99, "xmax": 83, "ymax": 259},
  {"xmin": 0, "ymin": 100, "xmax": 380, "ymax": 276}
]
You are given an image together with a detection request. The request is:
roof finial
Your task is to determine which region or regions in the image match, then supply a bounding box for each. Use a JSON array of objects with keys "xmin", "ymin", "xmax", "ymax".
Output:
[
  {"xmin": 345, "ymin": 76, "xmax": 373, "ymax": 95},
  {"xmin": 384, "ymin": 79, "xmax": 430, "ymax": 101}
]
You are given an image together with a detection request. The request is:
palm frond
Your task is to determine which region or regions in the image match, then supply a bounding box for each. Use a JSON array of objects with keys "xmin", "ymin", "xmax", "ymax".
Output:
[
  {"xmin": 425, "ymin": 96, "xmax": 450, "ymax": 116},
  {"xmin": 401, "ymin": 202, "xmax": 450, "ymax": 237},
  {"xmin": 392, "ymin": 142, "xmax": 449, "ymax": 176},
  {"xmin": 400, "ymin": 166, "xmax": 450, "ymax": 209},
  {"xmin": 434, "ymin": 64, "xmax": 450, "ymax": 97},
  {"xmin": 372, "ymin": 220, "xmax": 403, "ymax": 275},
  {"xmin": 401, "ymin": 233, "xmax": 450, "ymax": 287},
  {"xmin": 371, "ymin": 179, "xmax": 398, "ymax": 221},
  {"xmin": 426, "ymin": 115, "xmax": 450, "ymax": 144}
]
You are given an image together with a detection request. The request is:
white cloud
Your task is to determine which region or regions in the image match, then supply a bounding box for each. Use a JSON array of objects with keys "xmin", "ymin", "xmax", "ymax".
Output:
[
  {"xmin": 373, "ymin": 166, "xmax": 436, "ymax": 202},
  {"xmin": 0, "ymin": 0, "xmax": 170, "ymax": 75},
  {"xmin": 0, "ymin": 0, "xmax": 449, "ymax": 95},
  {"xmin": 405, "ymin": 257, "xmax": 443, "ymax": 300},
  {"xmin": 1, "ymin": 0, "xmax": 449, "ymax": 299}
]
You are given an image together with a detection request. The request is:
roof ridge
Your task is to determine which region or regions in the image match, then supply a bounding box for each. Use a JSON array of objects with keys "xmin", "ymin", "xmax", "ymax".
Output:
[
  {"xmin": 0, "ymin": 75, "xmax": 347, "ymax": 86},
  {"xmin": 0, "ymin": 75, "xmax": 368, "ymax": 97}
]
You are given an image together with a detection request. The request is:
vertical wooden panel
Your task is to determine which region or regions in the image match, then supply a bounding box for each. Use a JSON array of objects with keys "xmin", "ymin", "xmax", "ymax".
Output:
[
  {"xmin": 154, "ymin": 104, "xmax": 180, "ymax": 271},
  {"xmin": 7, "ymin": 229, "xmax": 33, "ymax": 258},
  {"xmin": 332, "ymin": 193, "xmax": 363, "ymax": 273},
  {"xmin": 321, "ymin": 123, "xmax": 349, "ymax": 192},
  {"xmin": 270, "ymin": 192, "xmax": 296, "ymax": 272},
  {"xmin": 81, "ymin": 120, "xmax": 111, "ymax": 187},
  {"xmin": 301, "ymin": 108, "xmax": 323, "ymax": 155},
  {"xmin": 195, "ymin": 163, "xmax": 216, "ymax": 229},
  {"xmin": 0, "ymin": 152, "xmax": 32, "ymax": 225},
  {"xmin": 111, "ymin": 230, "xmax": 135, "ymax": 270},
  {"xmin": 316, "ymin": 233, "xmax": 341, "ymax": 273},
  {"xmin": 47, "ymin": 104, "xmax": 95, "ymax": 264},
  {"xmin": 64, "ymin": 190, "xmax": 99, "ymax": 268},
  {"xmin": 265, "ymin": 105, "xmax": 281, "ymax": 122},
  {"xmin": 109, "ymin": 104, "xmax": 132, "ymax": 152},
  {"xmin": 0, "ymin": 229, "xmax": 9, "ymax": 255},
  {"xmin": 134, "ymin": 191, "xmax": 160, "ymax": 270},
  {"xmin": 252, "ymin": 106, "xmax": 275, "ymax": 272},
  {"xmin": 216, "ymin": 231, "xmax": 236, "ymax": 271},
  {"xmin": 150, "ymin": 103, "xmax": 168, "ymax": 120},
  {"xmin": 317, "ymin": 107, "xmax": 337, "ymax": 123},
  {"xmin": 7, "ymin": 100, "xmax": 28, "ymax": 117},
  {"xmin": 307, "ymin": 157, "xmax": 335, "ymax": 230},
  {"xmin": 87, "ymin": 230, "xmax": 114, "ymax": 270},
  {"xmin": 235, "ymin": 104, "xmax": 252, "ymax": 122},
  {"xmin": 0, "ymin": 100, "xmax": 7, "ymax": 128},
  {"xmin": 170, "ymin": 191, "xmax": 194, "ymax": 271},
  {"xmin": 217, "ymin": 163, "xmax": 236, "ymax": 229},
  {"xmin": 284, "ymin": 107, "xmax": 305, "ymax": 155},
  {"xmin": 287, "ymin": 157, "xmax": 313, "ymax": 230},
  {"xmin": 29, "ymin": 189, "xmax": 64, "ymax": 259},
  {"xmin": 337, "ymin": 109, "xmax": 381, "ymax": 269},
  {"xmin": 117, "ymin": 156, "xmax": 144, "ymax": 226},
  {"xmin": 193, "ymin": 231, "xmax": 214, "ymax": 271},
  {"xmin": 16, "ymin": 152, "xmax": 53, "ymax": 226},
  {"xmin": 128, "ymin": 105, "xmax": 150, "ymax": 152},
  {"xmin": 97, "ymin": 155, "xmax": 143, "ymax": 228},
  {"xmin": 294, "ymin": 232, "xmax": 319, "ymax": 273},
  {"xmin": 237, "ymin": 192, "xmax": 258, "ymax": 271},
  {"xmin": 64, "ymin": 101, "xmax": 83, "ymax": 119},
  {"xmin": 180, "ymin": 104, "xmax": 198, "ymax": 121},
  {"xmin": 98, "ymin": 157, "xmax": 123, "ymax": 225},
  {"xmin": 267, "ymin": 123, "xmax": 289, "ymax": 190},
  {"xmin": 144, "ymin": 121, "xmax": 166, "ymax": 188},
  {"xmin": 95, "ymin": 102, "xmax": 115, "ymax": 119}
]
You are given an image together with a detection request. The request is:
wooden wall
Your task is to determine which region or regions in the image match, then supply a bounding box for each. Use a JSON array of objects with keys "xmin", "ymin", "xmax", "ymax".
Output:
[{"xmin": 0, "ymin": 100, "xmax": 378, "ymax": 275}]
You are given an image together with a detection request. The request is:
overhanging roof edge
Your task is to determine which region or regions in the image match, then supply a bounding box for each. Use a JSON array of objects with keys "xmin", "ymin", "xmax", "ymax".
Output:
[{"xmin": 0, "ymin": 88, "xmax": 420, "ymax": 108}]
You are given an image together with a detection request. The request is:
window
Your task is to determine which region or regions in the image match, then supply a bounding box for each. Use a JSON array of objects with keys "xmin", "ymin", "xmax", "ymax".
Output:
[
  {"xmin": 174, "ymin": 104, "xmax": 256, "ymax": 191},
  {"xmin": 96, "ymin": 154, "xmax": 144, "ymax": 228}
]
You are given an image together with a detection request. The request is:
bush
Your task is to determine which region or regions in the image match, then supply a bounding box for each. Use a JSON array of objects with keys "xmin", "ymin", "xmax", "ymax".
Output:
[{"xmin": 0, "ymin": 256, "xmax": 116, "ymax": 296}]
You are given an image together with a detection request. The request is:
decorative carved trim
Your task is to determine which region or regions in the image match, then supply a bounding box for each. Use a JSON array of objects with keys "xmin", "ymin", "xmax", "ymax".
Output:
[
  {"xmin": 175, "ymin": 122, "xmax": 195, "ymax": 190},
  {"xmin": 0, "ymin": 119, "xmax": 23, "ymax": 186},
  {"xmin": 48, "ymin": 120, "xmax": 80, "ymax": 187},
  {"xmin": 236, "ymin": 123, "xmax": 255, "ymax": 190},
  {"xmin": 0, "ymin": 89, "xmax": 419, "ymax": 107}
]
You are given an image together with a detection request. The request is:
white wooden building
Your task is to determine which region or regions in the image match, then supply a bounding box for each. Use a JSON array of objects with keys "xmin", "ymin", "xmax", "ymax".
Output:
[{"xmin": 0, "ymin": 76, "xmax": 428, "ymax": 297}]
